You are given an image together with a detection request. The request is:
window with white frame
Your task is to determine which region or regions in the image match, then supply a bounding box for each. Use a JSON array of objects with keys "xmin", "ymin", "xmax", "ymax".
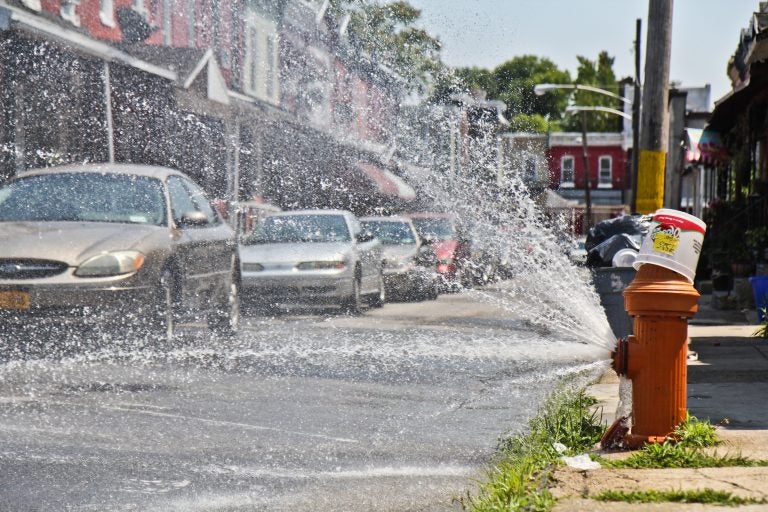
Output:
[
  {"xmin": 560, "ymin": 155, "xmax": 574, "ymax": 187},
  {"xmin": 133, "ymin": 0, "xmax": 148, "ymax": 17},
  {"xmin": 598, "ymin": 156, "xmax": 612, "ymax": 187},
  {"xmin": 244, "ymin": 14, "xmax": 280, "ymax": 104},
  {"xmin": 99, "ymin": 0, "xmax": 115, "ymax": 26},
  {"xmin": 60, "ymin": 0, "xmax": 80, "ymax": 26}
]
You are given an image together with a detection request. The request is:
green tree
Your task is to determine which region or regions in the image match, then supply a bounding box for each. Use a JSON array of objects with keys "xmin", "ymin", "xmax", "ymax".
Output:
[
  {"xmin": 564, "ymin": 51, "xmax": 622, "ymax": 132},
  {"xmin": 454, "ymin": 67, "xmax": 497, "ymax": 96},
  {"xmin": 447, "ymin": 55, "xmax": 572, "ymax": 132},
  {"xmin": 429, "ymin": 66, "xmax": 497, "ymax": 104},
  {"xmin": 340, "ymin": 1, "xmax": 444, "ymax": 92},
  {"xmin": 492, "ymin": 55, "xmax": 572, "ymax": 122},
  {"xmin": 508, "ymin": 113, "xmax": 552, "ymax": 133}
]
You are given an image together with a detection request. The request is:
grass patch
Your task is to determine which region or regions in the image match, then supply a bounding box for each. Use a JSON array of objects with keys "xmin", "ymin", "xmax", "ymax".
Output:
[
  {"xmin": 673, "ymin": 412, "xmax": 719, "ymax": 448},
  {"xmin": 602, "ymin": 414, "xmax": 768, "ymax": 470},
  {"xmin": 594, "ymin": 489, "xmax": 766, "ymax": 506},
  {"xmin": 459, "ymin": 388, "xmax": 606, "ymax": 512},
  {"xmin": 602, "ymin": 441, "xmax": 765, "ymax": 469}
]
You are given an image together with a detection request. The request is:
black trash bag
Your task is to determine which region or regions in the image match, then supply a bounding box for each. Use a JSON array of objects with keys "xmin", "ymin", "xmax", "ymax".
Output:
[
  {"xmin": 586, "ymin": 214, "xmax": 652, "ymax": 252},
  {"xmin": 586, "ymin": 233, "xmax": 641, "ymax": 268}
]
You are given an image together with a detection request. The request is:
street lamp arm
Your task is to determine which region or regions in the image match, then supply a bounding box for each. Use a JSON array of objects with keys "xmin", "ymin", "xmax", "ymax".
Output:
[
  {"xmin": 534, "ymin": 83, "xmax": 632, "ymax": 105},
  {"xmin": 565, "ymin": 105, "xmax": 633, "ymax": 121}
]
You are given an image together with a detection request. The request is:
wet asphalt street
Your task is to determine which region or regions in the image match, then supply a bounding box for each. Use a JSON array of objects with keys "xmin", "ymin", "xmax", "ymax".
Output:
[{"xmin": 0, "ymin": 286, "xmax": 609, "ymax": 511}]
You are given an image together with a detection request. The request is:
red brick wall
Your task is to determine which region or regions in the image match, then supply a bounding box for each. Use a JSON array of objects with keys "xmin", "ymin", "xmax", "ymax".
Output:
[{"xmin": 548, "ymin": 144, "xmax": 628, "ymax": 189}]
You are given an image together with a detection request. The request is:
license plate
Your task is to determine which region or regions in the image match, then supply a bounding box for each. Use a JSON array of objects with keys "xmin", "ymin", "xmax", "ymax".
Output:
[{"xmin": 0, "ymin": 290, "xmax": 30, "ymax": 310}]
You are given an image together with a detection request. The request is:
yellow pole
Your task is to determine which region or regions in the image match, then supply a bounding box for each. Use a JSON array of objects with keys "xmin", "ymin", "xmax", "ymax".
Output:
[{"xmin": 636, "ymin": 149, "xmax": 666, "ymax": 213}]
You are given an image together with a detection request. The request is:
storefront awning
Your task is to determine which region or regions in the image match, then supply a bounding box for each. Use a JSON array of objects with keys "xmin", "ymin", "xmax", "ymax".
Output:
[
  {"xmin": 684, "ymin": 127, "xmax": 728, "ymax": 166},
  {"xmin": 708, "ymin": 83, "xmax": 754, "ymax": 133},
  {"xmin": 699, "ymin": 127, "xmax": 729, "ymax": 164},
  {"xmin": 117, "ymin": 45, "xmax": 230, "ymax": 105},
  {"xmin": 356, "ymin": 163, "xmax": 416, "ymax": 202},
  {"xmin": 684, "ymin": 128, "xmax": 702, "ymax": 163},
  {"xmin": 0, "ymin": 4, "xmax": 177, "ymax": 81}
]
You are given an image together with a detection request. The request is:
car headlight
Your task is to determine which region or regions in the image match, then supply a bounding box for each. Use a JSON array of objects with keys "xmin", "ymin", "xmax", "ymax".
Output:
[
  {"xmin": 296, "ymin": 261, "xmax": 346, "ymax": 270},
  {"xmin": 75, "ymin": 251, "xmax": 145, "ymax": 277},
  {"xmin": 242, "ymin": 262, "xmax": 265, "ymax": 272}
]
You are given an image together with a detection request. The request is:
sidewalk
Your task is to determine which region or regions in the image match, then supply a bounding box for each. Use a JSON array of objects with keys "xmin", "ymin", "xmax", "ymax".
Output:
[{"xmin": 552, "ymin": 293, "xmax": 768, "ymax": 510}]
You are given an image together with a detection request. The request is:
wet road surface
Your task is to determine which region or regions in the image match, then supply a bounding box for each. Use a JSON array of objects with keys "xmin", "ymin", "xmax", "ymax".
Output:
[{"xmin": 0, "ymin": 286, "xmax": 608, "ymax": 511}]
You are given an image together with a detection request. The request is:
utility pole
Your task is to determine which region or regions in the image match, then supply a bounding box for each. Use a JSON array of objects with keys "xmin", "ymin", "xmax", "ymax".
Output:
[
  {"xmin": 637, "ymin": 0, "xmax": 673, "ymax": 214},
  {"xmin": 581, "ymin": 110, "xmax": 593, "ymax": 230},
  {"xmin": 630, "ymin": 18, "xmax": 642, "ymax": 213}
]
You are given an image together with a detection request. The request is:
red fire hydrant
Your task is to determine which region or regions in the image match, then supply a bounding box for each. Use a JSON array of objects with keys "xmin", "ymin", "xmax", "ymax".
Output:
[{"xmin": 611, "ymin": 263, "xmax": 700, "ymax": 448}]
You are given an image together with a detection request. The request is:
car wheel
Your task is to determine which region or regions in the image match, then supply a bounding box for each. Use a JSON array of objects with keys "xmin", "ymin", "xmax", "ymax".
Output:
[
  {"xmin": 343, "ymin": 277, "xmax": 363, "ymax": 315},
  {"xmin": 369, "ymin": 270, "xmax": 386, "ymax": 308},
  {"xmin": 210, "ymin": 271, "xmax": 240, "ymax": 337},
  {"xmin": 149, "ymin": 268, "xmax": 176, "ymax": 344},
  {"xmin": 459, "ymin": 265, "xmax": 474, "ymax": 289},
  {"xmin": 426, "ymin": 282, "xmax": 439, "ymax": 300}
]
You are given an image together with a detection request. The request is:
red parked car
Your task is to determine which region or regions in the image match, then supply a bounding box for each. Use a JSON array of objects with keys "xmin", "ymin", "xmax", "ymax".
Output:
[{"xmin": 404, "ymin": 212, "xmax": 472, "ymax": 290}]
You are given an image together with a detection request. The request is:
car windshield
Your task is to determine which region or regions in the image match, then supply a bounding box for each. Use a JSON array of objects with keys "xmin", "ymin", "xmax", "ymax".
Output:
[
  {"xmin": 362, "ymin": 220, "xmax": 416, "ymax": 245},
  {"xmin": 411, "ymin": 218, "xmax": 456, "ymax": 241},
  {"xmin": 0, "ymin": 172, "xmax": 167, "ymax": 226},
  {"xmin": 248, "ymin": 214, "xmax": 351, "ymax": 243}
]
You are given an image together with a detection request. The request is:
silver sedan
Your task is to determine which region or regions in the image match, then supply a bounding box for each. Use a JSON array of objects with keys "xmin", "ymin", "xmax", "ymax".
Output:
[
  {"xmin": 239, "ymin": 210, "xmax": 385, "ymax": 313},
  {"xmin": 360, "ymin": 216, "xmax": 439, "ymax": 301},
  {"xmin": 0, "ymin": 164, "xmax": 239, "ymax": 342}
]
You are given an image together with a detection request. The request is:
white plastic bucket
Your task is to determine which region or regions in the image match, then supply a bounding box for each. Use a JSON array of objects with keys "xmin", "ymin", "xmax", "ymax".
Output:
[{"xmin": 633, "ymin": 209, "xmax": 707, "ymax": 283}]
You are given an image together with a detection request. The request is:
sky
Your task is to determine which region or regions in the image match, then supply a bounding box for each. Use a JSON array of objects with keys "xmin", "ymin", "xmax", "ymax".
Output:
[{"xmin": 407, "ymin": 0, "xmax": 759, "ymax": 107}]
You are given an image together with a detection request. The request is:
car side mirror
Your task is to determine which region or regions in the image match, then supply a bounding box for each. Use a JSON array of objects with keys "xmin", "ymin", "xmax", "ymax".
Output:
[
  {"xmin": 179, "ymin": 211, "xmax": 209, "ymax": 227},
  {"xmin": 356, "ymin": 231, "xmax": 375, "ymax": 243}
]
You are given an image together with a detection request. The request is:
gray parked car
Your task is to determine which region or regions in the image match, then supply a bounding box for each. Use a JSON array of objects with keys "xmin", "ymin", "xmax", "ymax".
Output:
[
  {"xmin": 360, "ymin": 216, "xmax": 439, "ymax": 301},
  {"xmin": 239, "ymin": 209, "xmax": 385, "ymax": 312},
  {"xmin": 0, "ymin": 164, "xmax": 239, "ymax": 341}
]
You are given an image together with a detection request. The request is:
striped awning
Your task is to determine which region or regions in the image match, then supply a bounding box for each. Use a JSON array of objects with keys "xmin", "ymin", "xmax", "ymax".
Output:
[
  {"xmin": 684, "ymin": 127, "xmax": 728, "ymax": 165},
  {"xmin": 356, "ymin": 163, "xmax": 417, "ymax": 202},
  {"xmin": 699, "ymin": 127, "xmax": 729, "ymax": 164}
]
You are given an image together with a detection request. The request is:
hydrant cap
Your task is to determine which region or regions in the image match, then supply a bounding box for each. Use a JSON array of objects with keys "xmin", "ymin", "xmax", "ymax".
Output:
[{"xmin": 624, "ymin": 264, "xmax": 700, "ymax": 317}]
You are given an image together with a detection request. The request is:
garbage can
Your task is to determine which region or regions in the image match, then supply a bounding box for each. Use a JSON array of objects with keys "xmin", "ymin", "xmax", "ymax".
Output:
[
  {"xmin": 749, "ymin": 275, "xmax": 768, "ymax": 322},
  {"xmin": 593, "ymin": 267, "xmax": 637, "ymax": 339}
]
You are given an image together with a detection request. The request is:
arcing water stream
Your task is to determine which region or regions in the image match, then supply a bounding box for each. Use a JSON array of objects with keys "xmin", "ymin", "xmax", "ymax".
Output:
[{"xmin": 0, "ymin": 66, "xmax": 620, "ymax": 509}]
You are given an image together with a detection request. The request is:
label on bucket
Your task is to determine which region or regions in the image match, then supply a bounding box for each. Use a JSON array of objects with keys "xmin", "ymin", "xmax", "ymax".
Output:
[
  {"xmin": 633, "ymin": 209, "xmax": 707, "ymax": 283},
  {"xmin": 652, "ymin": 231, "xmax": 679, "ymax": 255}
]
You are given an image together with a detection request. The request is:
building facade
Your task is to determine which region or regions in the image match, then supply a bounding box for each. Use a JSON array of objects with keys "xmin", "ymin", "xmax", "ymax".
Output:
[{"xmin": 0, "ymin": 0, "xmax": 430, "ymax": 216}]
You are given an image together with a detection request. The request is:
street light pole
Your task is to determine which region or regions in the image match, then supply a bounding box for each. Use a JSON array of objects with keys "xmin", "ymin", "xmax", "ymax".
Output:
[
  {"xmin": 580, "ymin": 110, "xmax": 593, "ymax": 231},
  {"xmin": 631, "ymin": 18, "xmax": 642, "ymax": 213}
]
